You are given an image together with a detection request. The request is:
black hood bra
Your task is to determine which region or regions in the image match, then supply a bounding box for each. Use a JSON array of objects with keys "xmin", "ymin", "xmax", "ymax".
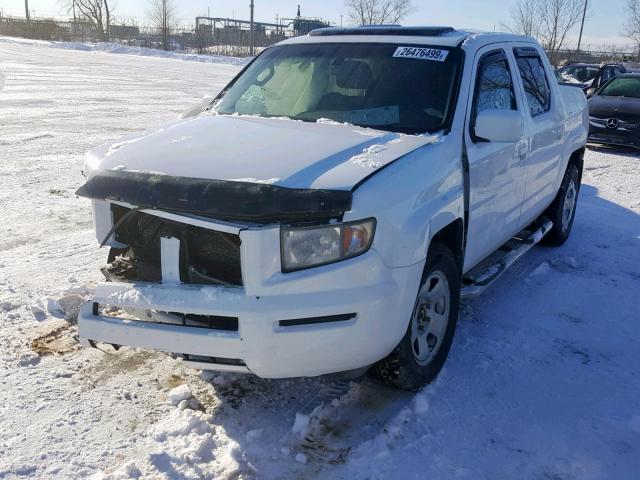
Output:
[{"xmin": 77, "ymin": 170, "xmax": 352, "ymax": 224}]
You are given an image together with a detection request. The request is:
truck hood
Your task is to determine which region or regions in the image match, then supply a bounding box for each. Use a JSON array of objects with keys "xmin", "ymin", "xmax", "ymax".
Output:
[{"xmin": 85, "ymin": 114, "xmax": 440, "ymax": 190}]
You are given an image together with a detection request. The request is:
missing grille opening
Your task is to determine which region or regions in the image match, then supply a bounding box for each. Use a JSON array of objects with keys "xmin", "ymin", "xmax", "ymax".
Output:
[{"xmin": 108, "ymin": 205, "xmax": 243, "ymax": 286}]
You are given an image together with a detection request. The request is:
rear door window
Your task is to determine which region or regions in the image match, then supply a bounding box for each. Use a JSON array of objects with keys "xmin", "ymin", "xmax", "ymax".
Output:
[{"xmin": 514, "ymin": 48, "xmax": 551, "ymax": 117}]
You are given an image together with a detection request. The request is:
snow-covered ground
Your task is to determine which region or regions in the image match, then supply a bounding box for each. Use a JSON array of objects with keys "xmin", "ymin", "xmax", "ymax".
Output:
[
  {"xmin": 0, "ymin": 35, "xmax": 250, "ymax": 66},
  {"xmin": 1, "ymin": 38, "xmax": 639, "ymax": 480}
]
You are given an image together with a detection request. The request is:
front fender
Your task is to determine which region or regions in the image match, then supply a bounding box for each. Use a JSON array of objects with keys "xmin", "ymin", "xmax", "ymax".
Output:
[{"xmin": 345, "ymin": 139, "xmax": 464, "ymax": 268}]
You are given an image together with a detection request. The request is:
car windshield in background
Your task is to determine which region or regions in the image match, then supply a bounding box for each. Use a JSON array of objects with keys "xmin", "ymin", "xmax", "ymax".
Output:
[
  {"xmin": 557, "ymin": 65, "xmax": 598, "ymax": 83},
  {"xmin": 214, "ymin": 43, "xmax": 463, "ymax": 134},
  {"xmin": 599, "ymin": 77, "xmax": 640, "ymax": 98}
]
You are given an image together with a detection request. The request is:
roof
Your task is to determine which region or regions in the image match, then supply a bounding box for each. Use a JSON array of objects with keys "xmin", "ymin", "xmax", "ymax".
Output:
[
  {"xmin": 309, "ymin": 26, "xmax": 456, "ymax": 37},
  {"xmin": 278, "ymin": 26, "xmax": 537, "ymax": 49}
]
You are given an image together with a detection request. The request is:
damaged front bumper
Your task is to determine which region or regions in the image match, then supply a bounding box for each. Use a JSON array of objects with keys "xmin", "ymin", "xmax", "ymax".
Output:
[
  {"xmin": 77, "ymin": 182, "xmax": 423, "ymax": 377},
  {"xmin": 78, "ymin": 260, "xmax": 420, "ymax": 378}
]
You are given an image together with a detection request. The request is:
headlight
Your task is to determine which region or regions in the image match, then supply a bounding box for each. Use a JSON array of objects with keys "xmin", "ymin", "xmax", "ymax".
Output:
[{"xmin": 281, "ymin": 218, "xmax": 376, "ymax": 272}]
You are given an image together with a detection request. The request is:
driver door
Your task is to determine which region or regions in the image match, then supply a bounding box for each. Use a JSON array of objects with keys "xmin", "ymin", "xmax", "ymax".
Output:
[{"xmin": 463, "ymin": 47, "xmax": 528, "ymax": 271}]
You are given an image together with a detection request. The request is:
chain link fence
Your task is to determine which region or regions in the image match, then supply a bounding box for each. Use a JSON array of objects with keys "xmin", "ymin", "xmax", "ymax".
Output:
[
  {"xmin": 2, "ymin": 15, "xmax": 638, "ymax": 64},
  {"xmin": 554, "ymin": 49, "xmax": 640, "ymax": 67},
  {"xmin": 0, "ymin": 15, "xmax": 328, "ymax": 57}
]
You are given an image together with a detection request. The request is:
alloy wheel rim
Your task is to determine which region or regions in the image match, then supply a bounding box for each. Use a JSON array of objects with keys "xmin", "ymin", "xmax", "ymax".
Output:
[
  {"xmin": 411, "ymin": 271, "xmax": 450, "ymax": 366},
  {"xmin": 562, "ymin": 180, "xmax": 577, "ymax": 232}
]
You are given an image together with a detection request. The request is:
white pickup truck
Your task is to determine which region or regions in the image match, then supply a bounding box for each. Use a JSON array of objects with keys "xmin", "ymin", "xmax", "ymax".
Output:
[{"xmin": 76, "ymin": 26, "xmax": 588, "ymax": 390}]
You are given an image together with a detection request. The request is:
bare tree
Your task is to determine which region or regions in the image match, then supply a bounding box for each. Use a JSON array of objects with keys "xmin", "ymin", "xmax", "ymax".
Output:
[
  {"xmin": 60, "ymin": 0, "xmax": 112, "ymax": 41},
  {"xmin": 504, "ymin": 0, "xmax": 587, "ymax": 65},
  {"xmin": 345, "ymin": 0, "xmax": 413, "ymax": 26},
  {"xmin": 538, "ymin": 0, "xmax": 585, "ymax": 63},
  {"xmin": 625, "ymin": 0, "xmax": 640, "ymax": 53},
  {"xmin": 503, "ymin": 2, "xmax": 541, "ymax": 38},
  {"xmin": 148, "ymin": 0, "xmax": 176, "ymax": 51}
]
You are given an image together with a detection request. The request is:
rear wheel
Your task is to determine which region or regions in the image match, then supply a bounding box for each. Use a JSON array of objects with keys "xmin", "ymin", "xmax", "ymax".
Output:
[
  {"xmin": 375, "ymin": 243, "xmax": 460, "ymax": 391},
  {"xmin": 543, "ymin": 164, "xmax": 581, "ymax": 246}
]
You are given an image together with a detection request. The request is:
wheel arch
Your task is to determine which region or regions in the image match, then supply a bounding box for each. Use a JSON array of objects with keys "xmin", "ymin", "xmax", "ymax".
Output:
[
  {"xmin": 554, "ymin": 146, "xmax": 585, "ymax": 195},
  {"xmin": 569, "ymin": 147, "xmax": 585, "ymax": 183},
  {"xmin": 428, "ymin": 218, "xmax": 465, "ymax": 276}
]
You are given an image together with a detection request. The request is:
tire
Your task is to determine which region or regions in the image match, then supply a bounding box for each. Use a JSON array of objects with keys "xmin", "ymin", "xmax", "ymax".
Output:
[
  {"xmin": 375, "ymin": 243, "xmax": 461, "ymax": 391},
  {"xmin": 542, "ymin": 164, "xmax": 581, "ymax": 246}
]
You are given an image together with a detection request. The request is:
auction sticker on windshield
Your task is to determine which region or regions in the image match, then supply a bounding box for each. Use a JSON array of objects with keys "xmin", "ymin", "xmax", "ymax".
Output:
[{"xmin": 393, "ymin": 47, "xmax": 449, "ymax": 62}]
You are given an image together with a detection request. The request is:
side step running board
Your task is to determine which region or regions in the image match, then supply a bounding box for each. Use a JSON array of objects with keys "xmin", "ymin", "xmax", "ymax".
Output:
[{"xmin": 460, "ymin": 219, "xmax": 553, "ymax": 299}]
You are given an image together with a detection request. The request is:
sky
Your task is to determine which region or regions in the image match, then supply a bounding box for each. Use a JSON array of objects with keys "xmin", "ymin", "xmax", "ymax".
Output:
[{"xmin": 0, "ymin": 0, "xmax": 633, "ymax": 50}]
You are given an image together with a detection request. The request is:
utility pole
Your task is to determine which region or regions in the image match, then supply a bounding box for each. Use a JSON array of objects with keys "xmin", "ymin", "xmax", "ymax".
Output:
[
  {"xmin": 72, "ymin": 0, "xmax": 77, "ymax": 39},
  {"xmin": 576, "ymin": 0, "xmax": 588, "ymax": 57},
  {"xmin": 249, "ymin": 0, "xmax": 254, "ymax": 56},
  {"xmin": 24, "ymin": 0, "xmax": 30, "ymax": 36}
]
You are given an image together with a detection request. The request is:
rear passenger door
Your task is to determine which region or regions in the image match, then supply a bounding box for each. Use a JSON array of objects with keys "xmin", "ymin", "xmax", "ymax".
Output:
[
  {"xmin": 512, "ymin": 47, "xmax": 563, "ymax": 226},
  {"xmin": 463, "ymin": 47, "xmax": 528, "ymax": 271}
]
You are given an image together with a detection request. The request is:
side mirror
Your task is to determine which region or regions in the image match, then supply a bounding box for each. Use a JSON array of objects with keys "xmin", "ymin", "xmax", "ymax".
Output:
[
  {"xmin": 586, "ymin": 87, "xmax": 596, "ymax": 98},
  {"xmin": 474, "ymin": 109, "xmax": 523, "ymax": 143}
]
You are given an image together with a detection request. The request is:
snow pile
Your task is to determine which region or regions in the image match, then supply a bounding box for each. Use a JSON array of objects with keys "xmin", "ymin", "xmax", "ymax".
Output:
[
  {"xmin": 95, "ymin": 408, "xmax": 244, "ymax": 480},
  {"xmin": 0, "ymin": 35, "xmax": 249, "ymax": 66},
  {"xmin": 349, "ymin": 133, "xmax": 441, "ymax": 170},
  {"xmin": 16, "ymin": 351, "xmax": 40, "ymax": 367},
  {"xmin": 227, "ymin": 177, "xmax": 281, "ymax": 185},
  {"xmin": 291, "ymin": 413, "xmax": 311, "ymax": 439},
  {"xmin": 529, "ymin": 261, "xmax": 553, "ymax": 277},
  {"xmin": 351, "ymin": 144, "xmax": 387, "ymax": 169},
  {"xmin": 167, "ymin": 385, "xmax": 192, "ymax": 405},
  {"xmin": 342, "ymin": 386, "xmax": 435, "ymax": 473},
  {"xmin": 53, "ymin": 41, "xmax": 251, "ymax": 66},
  {"xmin": 25, "ymin": 284, "xmax": 91, "ymax": 323},
  {"xmin": 316, "ymin": 118, "xmax": 351, "ymax": 126}
]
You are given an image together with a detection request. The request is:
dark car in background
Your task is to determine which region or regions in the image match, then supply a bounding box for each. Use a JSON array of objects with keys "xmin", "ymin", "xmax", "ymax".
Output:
[
  {"xmin": 557, "ymin": 63, "xmax": 627, "ymax": 96},
  {"xmin": 588, "ymin": 73, "xmax": 640, "ymax": 149}
]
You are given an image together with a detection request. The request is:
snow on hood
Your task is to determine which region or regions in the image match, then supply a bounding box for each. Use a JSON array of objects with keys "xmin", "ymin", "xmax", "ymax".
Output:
[{"xmin": 84, "ymin": 115, "xmax": 441, "ymax": 190}]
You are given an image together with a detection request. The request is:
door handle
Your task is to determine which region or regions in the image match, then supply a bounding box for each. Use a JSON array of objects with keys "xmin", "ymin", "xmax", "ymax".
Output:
[{"xmin": 516, "ymin": 140, "xmax": 528, "ymax": 159}]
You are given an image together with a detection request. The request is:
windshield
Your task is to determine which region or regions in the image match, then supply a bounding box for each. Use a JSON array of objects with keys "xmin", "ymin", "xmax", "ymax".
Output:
[
  {"xmin": 214, "ymin": 43, "xmax": 463, "ymax": 134},
  {"xmin": 599, "ymin": 77, "xmax": 640, "ymax": 98},
  {"xmin": 557, "ymin": 65, "xmax": 598, "ymax": 83}
]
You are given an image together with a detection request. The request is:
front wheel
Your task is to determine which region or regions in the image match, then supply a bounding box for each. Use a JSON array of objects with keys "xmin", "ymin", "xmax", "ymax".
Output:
[
  {"xmin": 543, "ymin": 164, "xmax": 581, "ymax": 246},
  {"xmin": 375, "ymin": 243, "xmax": 460, "ymax": 391}
]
